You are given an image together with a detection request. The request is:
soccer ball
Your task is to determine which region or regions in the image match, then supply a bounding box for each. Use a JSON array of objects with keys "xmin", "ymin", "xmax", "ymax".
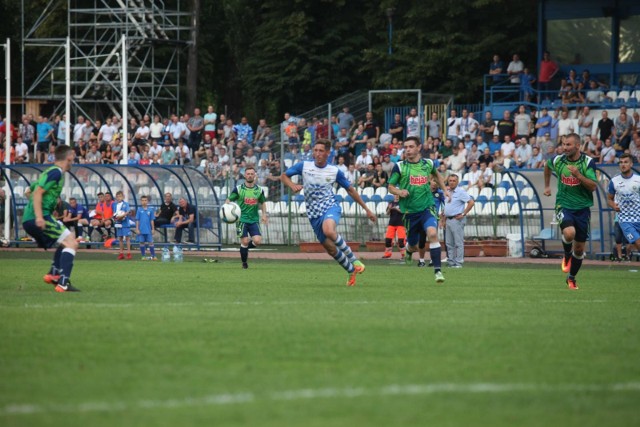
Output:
[
  {"xmin": 220, "ymin": 202, "xmax": 241, "ymax": 224},
  {"xmin": 114, "ymin": 210, "xmax": 127, "ymax": 221}
]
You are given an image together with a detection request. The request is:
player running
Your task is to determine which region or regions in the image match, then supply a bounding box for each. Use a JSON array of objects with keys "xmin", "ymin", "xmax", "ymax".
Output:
[
  {"xmin": 281, "ymin": 138, "xmax": 376, "ymax": 286},
  {"xmin": 227, "ymin": 166, "xmax": 268, "ymax": 269},
  {"xmin": 388, "ymin": 137, "xmax": 449, "ymax": 283},
  {"xmin": 22, "ymin": 145, "xmax": 80, "ymax": 292},
  {"xmin": 417, "ymin": 178, "xmax": 446, "ymax": 267},
  {"xmin": 135, "ymin": 195, "xmax": 157, "ymax": 260},
  {"xmin": 607, "ymin": 153, "xmax": 640, "ymax": 258},
  {"xmin": 544, "ymin": 133, "xmax": 597, "ymax": 290},
  {"xmin": 382, "ymin": 194, "xmax": 406, "ymax": 259}
]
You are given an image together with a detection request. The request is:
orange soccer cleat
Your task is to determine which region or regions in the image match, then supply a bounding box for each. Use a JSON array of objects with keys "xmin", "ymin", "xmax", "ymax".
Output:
[
  {"xmin": 561, "ymin": 256, "xmax": 572, "ymax": 273},
  {"xmin": 566, "ymin": 277, "xmax": 579, "ymax": 290},
  {"xmin": 117, "ymin": 253, "xmax": 125, "ymax": 260},
  {"xmin": 346, "ymin": 261, "xmax": 366, "ymax": 286},
  {"xmin": 43, "ymin": 274, "xmax": 60, "ymax": 285}
]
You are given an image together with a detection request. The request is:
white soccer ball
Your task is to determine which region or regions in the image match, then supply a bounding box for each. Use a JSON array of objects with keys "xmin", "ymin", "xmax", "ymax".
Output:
[
  {"xmin": 114, "ymin": 210, "xmax": 127, "ymax": 221},
  {"xmin": 220, "ymin": 202, "xmax": 241, "ymax": 224}
]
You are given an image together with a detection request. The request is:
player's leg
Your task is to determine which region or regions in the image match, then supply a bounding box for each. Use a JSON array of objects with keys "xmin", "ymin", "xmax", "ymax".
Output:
[
  {"xmin": 323, "ymin": 207, "xmax": 360, "ymax": 268},
  {"xmin": 138, "ymin": 232, "xmax": 147, "ymax": 258},
  {"xmin": 56, "ymin": 231, "xmax": 80, "ymax": 292},
  {"xmin": 247, "ymin": 223, "xmax": 262, "ymax": 249},
  {"xmin": 620, "ymin": 222, "xmax": 640, "ymax": 259},
  {"xmin": 448, "ymin": 218, "xmax": 465, "ymax": 267},
  {"xmin": 383, "ymin": 226, "xmax": 395, "ymax": 258},
  {"xmin": 426, "ymin": 213, "xmax": 444, "ymax": 283},
  {"xmin": 613, "ymin": 222, "xmax": 624, "ymax": 261},
  {"xmin": 566, "ymin": 209, "xmax": 590, "ymax": 290},
  {"xmin": 397, "ymin": 226, "xmax": 406, "ymax": 259},
  {"xmin": 403, "ymin": 213, "xmax": 421, "ymax": 265},
  {"xmin": 418, "ymin": 229, "xmax": 427, "ymax": 266},
  {"xmin": 237, "ymin": 222, "xmax": 250, "ymax": 268},
  {"xmin": 174, "ymin": 224, "xmax": 183, "ymax": 243},
  {"xmin": 126, "ymin": 235, "xmax": 131, "ymax": 259},
  {"xmin": 24, "ymin": 216, "xmax": 64, "ymax": 284},
  {"xmin": 445, "ymin": 220, "xmax": 455, "ymax": 266},
  {"xmin": 558, "ymin": 208, "xmax": 576, "ymax": 273},
  {"xmin": 147, "ymin": 234, "xmax": 156, "ymax": 259},
  {"xmin": 104, "ymin": 219, "xmax": 113, "ymax": 238}
]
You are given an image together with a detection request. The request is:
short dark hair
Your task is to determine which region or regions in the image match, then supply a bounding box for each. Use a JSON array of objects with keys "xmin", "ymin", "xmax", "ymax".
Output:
[
  {"xmin": 314, "ymin": 138, "xmax": 332, "ymax": 151},
  {"xmin": 404, "ymin": 136, "xmax": 421, "ymax": 146},
  {"xmin": 69, "ymin": 197, "xmax": 76, "ymax": 202},
  {"xmin": 97, "ymin": 192, "xmax": 104, "ymax": 196},
  {"xmin": 619, "ymin": 153, "xmax": 634, "ymax": 163},
  {"xmin": 54, "ymin": 145, "xmax": 74, "ymax": 161},
  {"xmin": 141, "ymin": 195, "xmax": 148, "ymax": 200},
  {"xmin": 244, "ymin": 166, "xmax": 256, "ymax": 173},
  {"xmin": 565, "ymin": 133, "xmax": 581, "ymax": 145}
]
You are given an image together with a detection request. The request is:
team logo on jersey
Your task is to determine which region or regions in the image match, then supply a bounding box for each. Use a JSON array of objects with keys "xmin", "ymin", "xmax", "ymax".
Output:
[
  {"xmin": 409, "ymin": 176, "xmax": 428, "ymax": 186},
  {"xmin": 561, "ymin": 175, "xmax": 580, "ymax": 186},
  {"xmin": 244, "ymin": 197, "xmax": 258, "ymax": 205}
]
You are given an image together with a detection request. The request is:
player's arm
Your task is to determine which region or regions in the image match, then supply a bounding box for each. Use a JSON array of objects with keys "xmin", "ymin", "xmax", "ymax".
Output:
[
  {"xmin": 387, "ymin": 164, "xmax": 408, "ymax": 198},
  {"xmin": 280, "ymin": 162, "xmax": 303, "ymax": 193},
  {"xmin": 338, "ymin": 170, "xmax": 376, "ymax": 223},
  {"xmin": 543, "ymin": 158, "xmax": 553, "ymax": 196},
  {"xmin": 259, "ymin": 190, "xmax": 268, "ymax": 224},
  {"xmin": 431, "ymin": 167, "xmax": 449, "ymax": 198},
  {"xmin": 567, "ymin": 161, "xmax": 597, "ymax": 192}
]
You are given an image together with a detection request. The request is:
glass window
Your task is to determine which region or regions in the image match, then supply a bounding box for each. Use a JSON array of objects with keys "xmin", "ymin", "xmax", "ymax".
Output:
[
  {"xmin": 547, "ymin": 18, "xmax": 612, "ymax": 65},
  {"xmin": 619, "ymin": 15, "xmax": 640, "ymax": 63}
]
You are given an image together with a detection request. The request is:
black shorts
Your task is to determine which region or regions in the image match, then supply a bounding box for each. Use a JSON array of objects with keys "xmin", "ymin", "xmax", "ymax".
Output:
[
  {"xmin": 557, "ymin": 207, "xmax": 591, "ymax": 242},
  {"xmin": 37, "ymin": 141, "xmax": 50, "ymax": 152}
]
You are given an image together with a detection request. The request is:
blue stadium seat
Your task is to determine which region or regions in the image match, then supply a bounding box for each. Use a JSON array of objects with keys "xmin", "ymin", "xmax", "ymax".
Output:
[
  {"xmin": 540, "ymin": 99, "xmax": 551, "ymax": 108},
  {"xmin": 384, "ymin": 194, "xmax": 394, "ymax": 202},
  {"xmin": 360, "ymin": 195, "xmax": 369, "ymax": 202},
  {"xmin": 614, "ymin": 98, "xmax": 625, "ymax": 106},
  {"xmin": 345, "ymin": 195, "xmax": 354, "ymax": 203},
  {"xmin": 334, "ymin": 194, "xmax": 343, "ymax": 203},
  {"xmin": 515, "ymin": 181, "xmax": 526, "ymax": 191},
  {"xmin": 281, "ymin": 195, "xmax": 289, "ymax": 202},
  {"xmin": 294, "ymin": 194, "xmax": 305, "ymax": 203},
  {"xmin": 503, "ymin": 195, "xmax": 516, "ymax": 206},
  {"xmin": 498, "ymin": 180, "xmax": 511, "ymax": 190},
  {"xmin": 370, "ymin": 194, "xmax": 382, "ymax": 202},
  {"xmin": 627, "ymin": 98, "xmax": 638, "ymax": 108},
  {"xmin": 475, "ymin": 195, "xmax": 488, "ymax": 204}
]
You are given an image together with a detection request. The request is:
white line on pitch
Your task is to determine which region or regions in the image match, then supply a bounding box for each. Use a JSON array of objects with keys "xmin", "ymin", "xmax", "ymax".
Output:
[{"xmin": 2, "ymin": 382, "xmax": 640, "ymax": 416}]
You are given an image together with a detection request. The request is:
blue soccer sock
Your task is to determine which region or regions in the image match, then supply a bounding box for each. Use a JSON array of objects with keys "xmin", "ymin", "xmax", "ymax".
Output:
[
  {"xmin": 140, "ymin": 244, "xmax": 146, "ymax": 257},
  {"xmin": 332, "ymin": 248, "xmax": 354, "ymax": 273},
  {"xmin": 149, "ymin": 244, "xmax": 155, "ymax": 258},
  {"xmin": 59, "ymin": 248, "xmax": 76, "ymax": 285},
  {"xmin": 429, "ymin": 242, "xmax": 442, "ymax": 273},
  {"xmin": 335, "ymin": 235, "xmax": 357, "ymax": 263},
  {"xmin": 50, "ymin": 246, "xmax": 64, "ymax": 275}
]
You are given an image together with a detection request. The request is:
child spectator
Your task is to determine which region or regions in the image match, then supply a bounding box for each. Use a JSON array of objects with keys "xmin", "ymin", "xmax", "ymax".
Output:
[
  {"xmin": 113, "ymin": 190, "xmax": 132, "ymax": 260},
  {"xmin": 382, "ymin": 195, "xmax": 406, "ymax": 259},
  {"xmin": 135, "ymin": 195, "xmax": 157, "ymax": 260}
]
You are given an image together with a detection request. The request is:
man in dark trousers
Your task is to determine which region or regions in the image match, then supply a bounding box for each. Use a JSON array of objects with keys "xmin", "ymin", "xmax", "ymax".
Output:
[{"xmin": 154, "ymin": 193, "xmax": 177, "ymax": 227}]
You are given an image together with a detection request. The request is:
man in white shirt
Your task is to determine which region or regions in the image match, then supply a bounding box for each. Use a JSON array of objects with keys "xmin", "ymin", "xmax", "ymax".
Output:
[
  {"xmin": 149, "ymin": 115, "xmax": 164, "ymax": 142},
  {"xmin": 149, "ymin": 139, "xmax": 163, "ymax": 159},
  {"xmin": 73, "ymin": 116, "xmax": 86, "ymax": 145},
  {"xmin": 355, "ymin": 152, "xmax": 373, "ymax": 171},
  {"xmin": 466, "ymin": 161, "xmax": 481, "ymax": 189},
  {"xmin": 577, "ymin": 106, "xmax": 593, "ymax": 141},
  {"xmin": 447, "ymin": 146, "xmax": 466, "ymax": 174},
  {"xmin": 175, "ymin": 140, "xmax": 191, "ymax": 164},
  {"xmin": 478, "ymin": 161, "xmax": 494, "ymax": 188},
  {"xmin": 447, "ymin": 110, "xmax": 461, "ymax": 144},
  {"xmin": 135, "ymin": 121, "xmax": 150, "ymax": 146},
  {"xmin": 15, "ymin": 139, "xmax": 29, "ymax": 163},
  {"xmin": 514, "ymin": 105, "xmax": 531, "ymax": 138},
  {"xmin": 218, "ymin": 146, "xmax": 230, "ymax": 166},
  {"xmin": 459, "ymin": 109, "xmax": 474, "ymax": 140},
  {"xmin": 500, "ymin": 135, "xmax": 516, "ymax": 158},
  {"xmin": 514, "ymin": 138, "xmax": 532, "ymax": 168},
  {"xmin": 557, "ymin": 109, "xmax": 574, "ymax": 139},
  {"xmin": 98, "ymin": 118, "xmax": 115, "ymax": 147},
  {"xmin": 405, "ymin": 108, "xmax": 420, "ymax": 138},
  {"xmin": 507, "ymin": 54, "xmax": 524, "ymax": 84},
  {"xmin": 168, "ymin": 114, "xmax": 186, "ymax": 145},
  {"xmin": 468, "ymin": 112, "xmax": 479, "ymax": 140}
]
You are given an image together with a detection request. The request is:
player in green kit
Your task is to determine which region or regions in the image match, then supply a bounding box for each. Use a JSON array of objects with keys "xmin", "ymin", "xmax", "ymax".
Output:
[
  {"xmin": 227, "ymin": 166, "xmax": 268, "ymax": 269},
  {"xmin": 388, "ymin": 137, "xmax": 449, "ymax": 283},
  {"xmin": 544, "ymin": 133, "xmax": 597, "ymax": 290},
  {"xmin": 22, "ymin": 145, "xmax": 81, "ymax": 292}
]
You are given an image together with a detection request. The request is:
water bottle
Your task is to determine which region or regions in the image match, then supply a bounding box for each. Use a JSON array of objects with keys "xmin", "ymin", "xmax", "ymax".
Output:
[
  {"xmin": 162, "ymin": 247, "xmax": 171, "ymax": 262},
  {"xmin": 173, "ymin": 245, "xmax": 183, "ymax": 263}
]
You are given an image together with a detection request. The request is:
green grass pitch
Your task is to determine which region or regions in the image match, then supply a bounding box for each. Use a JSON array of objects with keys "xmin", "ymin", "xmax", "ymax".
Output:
[{"xmin": 1, "ymin": 252, "xmax": 639, "ymax": 427}]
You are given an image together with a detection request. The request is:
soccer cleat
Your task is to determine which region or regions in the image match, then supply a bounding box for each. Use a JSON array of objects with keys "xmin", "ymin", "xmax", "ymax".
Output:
[
  {"xmin": 417, "ymin": 261, "xmax": 426, "ymax": 267},
  {"xmin": 566, "ymin": 277, "xmax": 579, "ymax": 290},
  {"xmin": 353, "ymin": 260, "xmax": 365, "ymax": 274},
  {"xmin": 382, "ymin": 251, "xmax": 392, "ymax": 259},
  {"xmin": 149, "ymin": 256, "xmax": 158, "ymax": 261},
  {"xmin": 561, "ymin": 256, "xmax": 571, "ymax": 273},
  {"xmin": 54, "ymin": 283, "xmax": 81, "ymax": 292},
  {"xmin": 435, "ymin": 271, "xmax": 445, "ymax": 283},
  {"xmin": 242, "ymin": 262, "xmax": 248, "ymax": 269},
  {"xmin": 399, "ymin": 250, "xmax": 406, "ymax": 259},
  {"xmin": 117, "ymin": 253, "xmax": 125, "ymax": 260},
  {"xmin": 104, "ymin": 238, "xmax": 116, "ymax": 249},
  {"xmin": 43, "ymin": 274, "xmax": 60, "ymax": 285},
  {"xmin": 404, "ymin": 251, "xmax": 413, "ymax": 265},
  {"xmin": 126, "ymin": 253, "xmax": 132, "ymax": 260}
]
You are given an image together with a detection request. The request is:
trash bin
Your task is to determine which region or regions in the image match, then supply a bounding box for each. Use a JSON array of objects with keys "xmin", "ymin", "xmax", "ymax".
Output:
[{"xmin": 507, "ymin": 233, "xmax": 523, "ymax": 258}]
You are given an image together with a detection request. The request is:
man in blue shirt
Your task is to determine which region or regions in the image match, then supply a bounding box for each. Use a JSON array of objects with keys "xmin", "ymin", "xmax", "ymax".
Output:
[
  {"xmin": 37, "ymin": 116, "xmax": 54, "ymax": 163},
  {"xmin": 63, "ymin": 197, "xmax": 89, "ymax": 241},
  {"xmin": 535, "ymin": 108, "xmax": 552, "ymax": 145},
  {"xmin": 443, "ymin": 175, "xmax": 475, "ymax": 268}
]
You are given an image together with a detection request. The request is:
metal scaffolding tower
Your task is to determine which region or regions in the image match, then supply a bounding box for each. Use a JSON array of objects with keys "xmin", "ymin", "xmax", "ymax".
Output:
[{"xmin": 22, "ymin": 0, "xmax": 191, "ymax": 121}]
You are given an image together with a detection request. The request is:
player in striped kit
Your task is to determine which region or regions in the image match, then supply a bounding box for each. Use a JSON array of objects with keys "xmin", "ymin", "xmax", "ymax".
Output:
[
  {"xmin": 544, "ymin": 133, "xmax": 598, "ymax": 290},
  {"xmin": 607, "ymin": 154, "xmax": 640, "ymax": 259},
  {"xmin": 281, "ymin": 139, "xmax": 376, "ymax": 286}
]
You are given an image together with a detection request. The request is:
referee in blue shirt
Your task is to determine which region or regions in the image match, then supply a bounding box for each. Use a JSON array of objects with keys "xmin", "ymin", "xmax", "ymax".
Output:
[{"xmin": 443, "ymin": 175, "xmax": 475, "ymax": 268}]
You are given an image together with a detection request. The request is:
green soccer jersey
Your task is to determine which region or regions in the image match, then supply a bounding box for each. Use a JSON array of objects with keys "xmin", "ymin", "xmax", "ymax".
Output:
[
  {"xmin": 388, "ymin": 158, "xmax": 436, "ymax": 214},
  {"xmin": 228, "ymin": 183, "xmax": 266, "ymax": 223},
  {"xmin": 547, "ymin": 154, "xmax": 597, "ymax": 210},
  {"xmin": 23, "ymin": 166, "xmax": 65, "ymax": 222}
]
